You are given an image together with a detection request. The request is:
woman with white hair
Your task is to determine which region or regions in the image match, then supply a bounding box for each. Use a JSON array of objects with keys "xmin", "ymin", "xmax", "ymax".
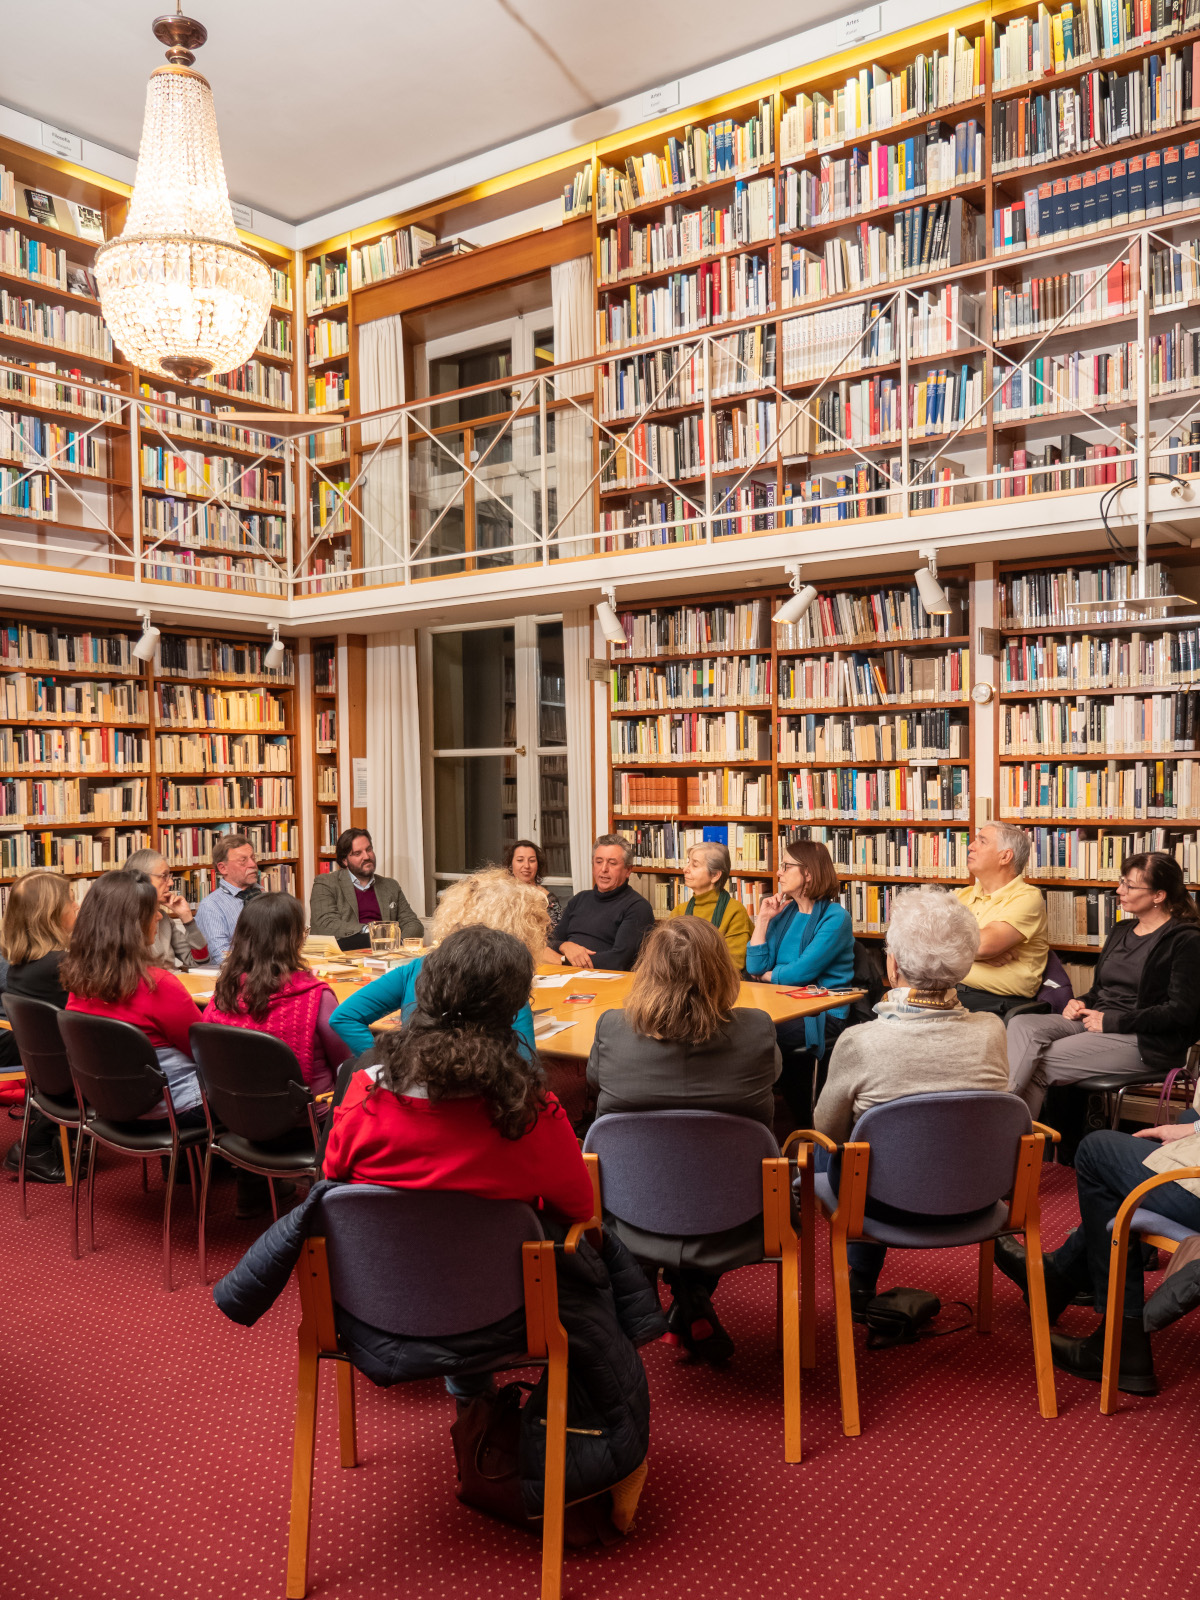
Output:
[
  {"xmin": 812, "ymin": 885, "xmax": 1010, "ymax": 1311},
  {"xmin": 669, "ymin": 841, "xmax": 753, "ymax": 970}
]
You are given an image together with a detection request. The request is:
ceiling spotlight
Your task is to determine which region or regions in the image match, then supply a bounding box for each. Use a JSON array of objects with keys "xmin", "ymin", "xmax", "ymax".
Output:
[
  {"xmin": 264, "ymin": 626, "xmax": 286, "ymax": 670},
  {"xmin": 132, "ymin": 608, "xmax": 160, "ymax": 662},
  {"xmin": 596, "ymin": 586, "xmax": 627, "ymax": 647},
  {"xmin": 773, "ymin": 563, "xmax": 818, "ymax": 625},
  {"xmin": 914, "ymin": 548, "xmax": 952, "ymax": 615}
]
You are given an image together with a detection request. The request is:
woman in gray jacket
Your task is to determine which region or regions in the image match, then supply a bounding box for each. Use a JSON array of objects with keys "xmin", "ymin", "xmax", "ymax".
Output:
[{"xmin": 587, "ymin": 917, "xmax": 780, "ymax": 1363}]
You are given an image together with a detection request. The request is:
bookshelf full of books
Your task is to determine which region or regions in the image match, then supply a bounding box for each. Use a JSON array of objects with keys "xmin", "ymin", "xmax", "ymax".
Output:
[
  {"xmin": 0, "ymin": 613, "xmax": 299, "ymax": 917},
  {"xmin": 606, "ymin": 572, "xmax": 975, "ymax": 934},
  {"xmin": 311, "ymin": 639, "xmax": 340, "ymax": 872}
]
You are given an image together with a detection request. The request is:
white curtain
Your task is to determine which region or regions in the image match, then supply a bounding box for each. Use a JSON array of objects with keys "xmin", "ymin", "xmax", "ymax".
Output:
[
  {"xmin": 551, "ymin": 258, "xmax": 595, "ymax": 560},
  {"xmin": 562, "ymin": 607, "xmax": 596, "ymax": 892},
  {"xmin": 367, "ymin": 628, "xmax": 426, "ymax": 914},
  {"xmin": 357, "ymin": 315, "xmax": 406, "ymax": 586}
]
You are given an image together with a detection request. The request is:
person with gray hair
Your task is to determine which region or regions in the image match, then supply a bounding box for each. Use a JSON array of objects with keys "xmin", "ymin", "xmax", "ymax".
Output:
[
  {"xmin": 123, "ymin": 848, "xmax": 209, "ymax": 970},
  {"xmin": 549, "ymin": 832, "xmax": 654, "ymax": 971},
  {"xmin": 812, "ymin": 885, "xmax": 1010, "ymax": 1312},
  {"xmin": 669, "ymin": 840, "xmax": 754, "ymax": 970},
  {"xmin": 954, "ymin": 821, "xmax": 1049, "ymax": 1013}
]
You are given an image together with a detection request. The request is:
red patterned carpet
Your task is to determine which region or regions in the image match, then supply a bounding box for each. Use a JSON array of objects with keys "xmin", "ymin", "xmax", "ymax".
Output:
[{"xmin": 2, "ymin": 1116, "xmax": 1197, "ymax": 1600}]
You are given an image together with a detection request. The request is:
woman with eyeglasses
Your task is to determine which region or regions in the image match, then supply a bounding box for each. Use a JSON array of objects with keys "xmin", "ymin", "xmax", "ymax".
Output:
[
  {"xmin": 123, "ymin": 849, "xmax": 209, "ymax": 971},
  {"xmin": 744, "ymin": 837, "xmax": 854, "ymax": 1128}
]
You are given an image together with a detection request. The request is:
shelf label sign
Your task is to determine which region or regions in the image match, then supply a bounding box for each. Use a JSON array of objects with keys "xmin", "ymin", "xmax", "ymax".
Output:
[
  {"xmin": 642, "ymin": 80, "xmax": 681, "ymax": 118},
  {"xmin": 230, "ymin": 201, "xmax": 255, "ymax": 233},
  {"xmin": 835, "ymin": 5, "xmax": 882, "ymax": 46},
  {"xmin": 40, "ymin": 122, "xmax": 83, "ymax": 163}
]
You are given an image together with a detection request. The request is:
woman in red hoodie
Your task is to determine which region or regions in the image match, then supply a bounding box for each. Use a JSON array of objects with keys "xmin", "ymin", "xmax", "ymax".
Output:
[{"xmin": 202, "ymin": 893, "xmax": 350, "ymax": 1093}]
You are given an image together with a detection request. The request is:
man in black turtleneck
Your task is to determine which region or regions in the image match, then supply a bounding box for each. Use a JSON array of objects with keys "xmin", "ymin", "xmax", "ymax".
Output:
[{"xmin": 550, "ymin": 834, "xmax": 654, "ymax": 971}]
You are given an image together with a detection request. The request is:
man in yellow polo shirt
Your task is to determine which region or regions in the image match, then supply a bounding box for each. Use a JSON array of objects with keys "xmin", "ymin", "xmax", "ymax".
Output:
[{"xmin": 954, "ymin": 822, "xmax": 1048, "ymax": 1014}]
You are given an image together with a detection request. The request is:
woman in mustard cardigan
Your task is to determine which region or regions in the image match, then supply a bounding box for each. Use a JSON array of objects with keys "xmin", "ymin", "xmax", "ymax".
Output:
[{"xmin": 670, "ymin": 842, "xmax": 753, "ymax": 971}]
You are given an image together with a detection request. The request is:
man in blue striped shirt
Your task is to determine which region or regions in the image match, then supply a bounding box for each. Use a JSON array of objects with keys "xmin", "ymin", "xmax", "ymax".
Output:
[{"xmin": 194, "ymin": 833, "xmax": 261, "ymax": 966}]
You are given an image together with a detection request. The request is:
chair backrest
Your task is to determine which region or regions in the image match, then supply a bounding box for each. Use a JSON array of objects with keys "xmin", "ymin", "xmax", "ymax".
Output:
[
  {"xmin": 2, "ymin": 992, "xmax": 74, "ymax": 1100},
  {"xmin": 189, "ymin": 1022, "xmax": 310, "ymax": 1142},
  {"xmin": 316, "ymin": 1185, "xmax": 545, "ymax": 1337},
  {"xmin": 58, "ymin": 1010, "xmax": 166, "ymax": 1120},
  {"xmin": 583, "ymin": 1109, "xmax": 779, "ymax": 1235},
  {"xmin": 849, "ymin": 1091, "xmax": 1033, "ymax": 1214},
  {"xmin": 1037, "ymin": 949, "xmax": 1074, "ymax": 1014}
]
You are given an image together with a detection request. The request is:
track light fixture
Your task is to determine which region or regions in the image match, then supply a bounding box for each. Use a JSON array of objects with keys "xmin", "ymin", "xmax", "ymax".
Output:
[
  {"xmin": 132, "ymin": 608, "xmax": 160, "ymax": 662},
  {"xmin": 596, "ymin": 586, "xmax": 627, "ymax": 647},
  {"xmin": 914, "ymin": 548, "xmax": 952, "ymax": 615},
  {"xmin": 773, "ymin": 563, "xmax": 818, "ymax": 625},
  {"xmin": 264, "ymin": 626, "xmax": 286, "ymax": 670}
]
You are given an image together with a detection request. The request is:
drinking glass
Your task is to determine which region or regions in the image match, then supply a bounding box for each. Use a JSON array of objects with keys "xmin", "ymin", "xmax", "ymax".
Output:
[
  {"xmin": 368, "ymin": 921, "xmax": 401, "ymax": 955},
  {"xmin": 402, "ymin": 936, "xmax": 424, "ymax": 956}
]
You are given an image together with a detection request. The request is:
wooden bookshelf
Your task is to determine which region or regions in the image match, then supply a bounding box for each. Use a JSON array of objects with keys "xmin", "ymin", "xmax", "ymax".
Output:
[{"xmin": 310, "ymin": 637, "xmax": 339, "ymax": 874}]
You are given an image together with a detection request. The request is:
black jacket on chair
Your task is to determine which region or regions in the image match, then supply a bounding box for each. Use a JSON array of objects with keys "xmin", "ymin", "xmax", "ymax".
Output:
[
  {"xmin": 212, "ymin": 1180, "xmax": 664, "ymax": 1515},
  {"xmin": 1081, "ymin": 917, "xmax": 1200, "ymax": 1074}
]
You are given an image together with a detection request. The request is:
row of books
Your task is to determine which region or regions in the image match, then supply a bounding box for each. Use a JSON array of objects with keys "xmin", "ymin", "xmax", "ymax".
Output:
[
  {"xmin": 806, "ymin": 364, "xmax": 986, "ymax": 452},
  {"xmin": 991, "ymin": 258, "xmax": 1136, "ymax": 336},
  {"xmin": 0, "ymin": 777, "xmax": 148, "ymax": 823},
  {"xmin": 137, "ymin": 386, "xmax": 285, "ymax": 456},
  {"xmin": 141, "ymin": 499, "xmax": 287, "ymax": 556},
  {"xmin": 154, "ymin": 635, "xmax": 293, "ymax": 683},
  {"xmin": 610, "ymin": 655, "xmax": 772, "ymax": 708},
  {"xmin": 781, "ymin": 198, "xmax": 981, "ymax": 304},
  {"xmin": 599, "ymin": 402, "xmax": 781, "ymax": 491},
  {"xmin": 776, "ymin": 710, "xmax": 969, "ymax": 764},
  {"xmin": 153, "ymin": 733, "xmax": 292, "ymax": 773},
  {"xmin": 206, "ymin": 360, "xmax": 291, "ymax": 410},
  {"xmin": 835, "ymin": 879, "xmax": 918, "ymax": 935},
  {"xmin": 596, "ymin": 100, "xmax": 776, "ymax": 218},
  {"xmin": 1023, "ymin": 823, "xmax": 1200, "ymax": 878},
  {"xmin": 996, "ymin": 440, "xmax": 1128, "ymax": 496},
  {"xmin": 562, "ymin": 168, "xmax": 592, "ymax": 224},
  {"xmin": 595, "ymin": 253, "xmax": 775, "ymax": 350},
  {"xmin": 781, "ymin": 462, "xmax": 970, "ymax": 523},
  {"xmin": 0, "ymin": 229, "xmax": 94, "ymax": 295},
  {"xmin": 306, "ymin": 370, "xmax": 349, "ymax": 413},
  {"xmin": 312, "ymin": 479, "xmax": 352, "ymax": 534},
  {"xmin": 2, "ymin": 361, "xmax": 122, "ymax": 422},
  {"xmin": 609, "ymin": 710, "xmax": 772, "ymax": 763},
  {"xmin": 777, "ymin": 646, "xmax": 970, "ymax": 707},
  {"xmin": 619, "ymin": 820, "xmax": 771, "ymax": 869},
  {"xmin": 0, "ymin": 290, "xmax": 112, "ymax": 361},
  {"xmin": 317, "ymin": 769, "xmax": 339, "ymax": 802},
  {"xmin": 258, "ymin": 313, "xmax": 292, "ymax": 361},
  {"xmin": 1000, "ymin": 757, "xmax": 1200, "ymax": 817},
  {"xmin": 781, "ymin": 121, "xmax": 984, "ymax": 231},
  {"xmin": 612, "ymin": 601, "xmax": 770, "ymax": 656},
  {"xmin": 0, "ymin": 409, "xmax": 108, "ymax": 476},
  {"xmin": 999, "ymin": 145, "xmax": 1200, "ymax": 252},
  {"xmin": 155, "ymin": 775, "xmax": 295, "ymax": 818},
  {"xmin": 1044, "ymin": 886, "xmax": 1131, "ymax": 945},
  {"xmin": 611, "ymin": 768, "xmax": 771, "ymax": 815},
  {"xmin": 0, "ymin": 828, "xmax": 150, "ymax": 880},
  {"xmin": 153, "ymin": 685, "xmax": 289, "ymax": 730},
  {"xmin": 0, "ymin": 676, "xmax": 146, "ymax": 725},
  {"xmin": 991, "ymin": 344, "xmax": 1138, "ymax": 419},
  {"xmin": 990, "ymin": 1, "xmax": 1200, "ymax": 90},
  {"xmin": 1000, "ymin": 625, "xmax": 1200, "ymax": 690},
  {"xmin": 1000, "ymin": 561, "xmax": 1170, "ymax": 625},
  {"xmin": 0, "ymin": 467, "xmax": 61, "ymax": 519},
  {"xmin": 780, "ymin": 300, "xmax": 898, "ymax": 383},
  {"xmin": 0, "ymin": 727, "xmax": 147, "ymax": 771},
  {"xmin": 305, "ymin": 256, "xmax": 349, "ymax": 312},
  {"xmin": 160, "ymin": 820, "xmax": 298, "ymax": 866},
  {"xmin": 1000, "ymin": 691, "xmax": 1200, "ymax": 753},
  {"xmin": 304, "ymin": 427, "xmax": 349, "ymax": 464},
  {"xmin": 140, "ymin": 447, "xmax": 287, "ymax": 509},
  {"xmin": 315, "ymin": 708, "xmax": 336, "ymax": 750},
  {"xmin": 778, "ymin": 765, "xmax": 970, "ymax": 822},
  {"xmin": 141, "ymin": 552, "xmax": 285, "ymax": 595},
  {"xmin": 631, "ymin": 872, "xmax": 768, "ymax": 917},
  {"xmin": 597, "ymin": 327, "xmax": 776, "ymax": 422},
  {"xmin": 307, "ymin": 318, "xmax": 350, "ymax": 363},
  {"xmin": 783, "ymin": 823, "xmax": 970, "ymax": 881},
  {"xmin": 0, "ymin": 621, "xmax": 136, "ymax": 672},
  {"xmin": 780, "ymin": 30, "xmax": 985, "ymax": 159},
  {"xmin": 597, "ymin": 185, "xmax": 776, "ymax": 285},
  {"xmin": 349, "ymin": 225, "xmax": 437, "ymax": 289},
  {"xmin": 0, "ymin": 168, "xmax": 105, "ymax": 242},
  {"xmin": 777, "ymin": 585, "xmax": 965, "ymax": 650}
]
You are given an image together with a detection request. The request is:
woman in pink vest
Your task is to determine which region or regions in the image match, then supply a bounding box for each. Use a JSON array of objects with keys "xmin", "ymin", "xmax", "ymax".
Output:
[{"xmin": 202, "ymin": 894, "xmax": 351, "ymax": 1093}]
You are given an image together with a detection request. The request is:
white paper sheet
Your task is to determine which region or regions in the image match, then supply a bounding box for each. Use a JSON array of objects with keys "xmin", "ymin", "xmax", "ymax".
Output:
[{"xmin": 533, "ymin": 973, "xmax": 573, "ymax": 988}]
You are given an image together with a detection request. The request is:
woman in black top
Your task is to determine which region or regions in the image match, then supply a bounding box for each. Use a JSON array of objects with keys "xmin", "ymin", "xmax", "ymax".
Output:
[
  {"xmin": 1007, "ymin": 852, "xmax": 1200, "ymax": 1116},
  {"xmin": 1, "ymin": 872, "xmax": 78, "ymax": 1181}
]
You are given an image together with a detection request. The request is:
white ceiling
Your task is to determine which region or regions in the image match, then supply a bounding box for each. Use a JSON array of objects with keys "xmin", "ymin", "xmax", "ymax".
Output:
[{"xmin": 0, "ymin": 0, "xmax": 864, "ymax": 224}]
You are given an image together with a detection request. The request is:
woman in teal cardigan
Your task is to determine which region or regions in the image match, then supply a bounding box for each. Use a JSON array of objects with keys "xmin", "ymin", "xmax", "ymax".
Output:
[{"xmin": 744, "ymin": 837, "xmax": 854, "ymax": 1126}]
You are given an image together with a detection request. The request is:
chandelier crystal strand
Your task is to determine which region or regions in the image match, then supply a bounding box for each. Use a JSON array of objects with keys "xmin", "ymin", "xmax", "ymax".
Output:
[{"xmin": 94, "ymin": 16, "xmax": 271, "ymax": 383}]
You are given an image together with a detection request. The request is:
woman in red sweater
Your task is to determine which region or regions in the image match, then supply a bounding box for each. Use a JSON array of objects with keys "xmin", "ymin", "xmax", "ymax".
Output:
[{"xmin": 62, "ymin": 870, "xmax": 204, "ymax": 1124}]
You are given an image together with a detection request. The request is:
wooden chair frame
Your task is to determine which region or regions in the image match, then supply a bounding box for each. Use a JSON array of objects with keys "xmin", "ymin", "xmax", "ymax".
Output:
[
  {"xmin": 286, "ymin": 1199, "xmax": 601, "ymax": 1600},
  {"xmin": 1100, "ymin": 1163, "xmax": 1200, "ymax": 1415},
  {"xmin": 584, "ymin": 1149, "xmax": 804, "ymax": 1462},
  {"xmin": 786, "ymin": 1120, "xmax": 1060, "ymax": 1438}
]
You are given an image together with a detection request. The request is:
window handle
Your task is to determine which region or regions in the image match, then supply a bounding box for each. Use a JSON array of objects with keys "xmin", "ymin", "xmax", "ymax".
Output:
[{"xmin": 515, "ymin": 745, "xmax": 526, "ymax": 756}]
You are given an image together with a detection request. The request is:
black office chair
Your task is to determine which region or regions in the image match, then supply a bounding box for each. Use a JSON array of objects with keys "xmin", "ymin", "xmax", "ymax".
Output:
[
  {"xmin": 57, "ymin": 1010, "xmax": 207, "ymax": 1290},
  {"xmin": 189, "ymin": 1022, "xmax": 323, "ymax": 1284},
  {"xmin": 2, "ymin": 992, "xmax": 82, "ymax": 1237}
]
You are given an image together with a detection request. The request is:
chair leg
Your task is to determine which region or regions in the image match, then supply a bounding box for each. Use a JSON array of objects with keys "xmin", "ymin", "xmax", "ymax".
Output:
[
  {"xmin": 1110, "ymin": 1088, "xmax": 1127, "ymax": 1131},
  {"xmin": 1100, "ymin": 1221, "xmax": 1132, "ymax": 1416},
  {"xmin": 779, "ymin": 1236, "xmax": 802, "ymax": 1465},
  {"xmin": 1022, "ymin": 1212, "xmax": 1059, "ymax": 1421},
  {"xmin": 800, "ymin": 1171, "xmax": 816, "ymax": 1370},
  {"xmin": 977, "ymin": 1240, "xmax": 995, "ymax": 1335},
  {"xmin": 829, "ymin": 1224, "xmax": 861, "ymax": 1438},
  {"xmin": 286, "ymin": 1330, "xmax": 321, "ymax": 1600},
  {"xmin": 162, "ymin": 1144, "xmax": 179, "ymax": 1293},
  {"xmin": 59, "ymin": 1125, "xmax": 73, "ymax": 1189},
  {"xmin": 335, "ymin": 1361, "xmax": 358, "ymax": 1469},
  {"xmin": 70, "ymin": 1129, "xmax": 89, "ymax": 1259},
  {"xmin": 775, "ymin": 1260, "xmax": 783, "ymax": 1354},
  {"xmin": 184, "ymin": 1145, "xmax": 200, "ymax": 1220},
  {"xmin": 16, "ymin": 1094, "xmax": 32, "ymax": 1221},
  {"xmin": 540, "ymin": 1343, "xmax": 568, "ymax": 1600},
  {"xmin": 198, "ymin": 1144, "xmax": 215, "ymax": 1287},
  {"xmin": 86, "ymin": 1139, "xmax": 98, "ymax": 1253},
  {"xmin": 269, "ymin": 1176, "xmax": 279, "ymax": 1223}
]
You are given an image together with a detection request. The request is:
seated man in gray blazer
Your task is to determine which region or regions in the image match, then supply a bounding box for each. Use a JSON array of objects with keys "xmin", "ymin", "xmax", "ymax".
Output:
[{"xmin": 309, "ymin": 828, "xmax": 423, "ymax": 951}]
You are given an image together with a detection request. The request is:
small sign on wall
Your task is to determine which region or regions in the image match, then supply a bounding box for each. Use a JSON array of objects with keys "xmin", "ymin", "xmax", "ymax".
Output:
[
  {"xmin": 352, "ymin": 758, "xmax": 368, "ymax": 806},
  {"xmin": 835, "ymin": 5, "xmax": 882, "ymax": 46},
  {"xmin": 40, "ymin": 122, "xmax": 83, "ymax": 163},
  {"xmin": 230, "ymin": 201, "xmax": 255, "ymax": 233},
  {"xmin": 586, "ymin": 657, "xmax": 609, "ymax": 683},
  {"xmin": 642, "ymin": 81, "xmax": 681, "ymax": 118}
]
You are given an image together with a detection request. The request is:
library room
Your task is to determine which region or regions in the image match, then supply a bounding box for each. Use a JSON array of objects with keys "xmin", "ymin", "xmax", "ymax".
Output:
[{"xmin": 2, "ymin": 1, "xmax": 1199, "ymax": 1596}]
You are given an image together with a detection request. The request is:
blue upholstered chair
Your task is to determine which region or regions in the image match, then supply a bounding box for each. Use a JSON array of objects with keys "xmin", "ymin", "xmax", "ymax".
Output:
[
  {"xmin": 789, "ymin": 1090, "xmax": 1059, "ymax": 1438},
  {"xmin": 285, "ymin": 1184, "xmax": 591, "ymax": 1600},
  {"xmin": 581, "ymin": 1110, "xmax": 801, "ymax": 1460}
]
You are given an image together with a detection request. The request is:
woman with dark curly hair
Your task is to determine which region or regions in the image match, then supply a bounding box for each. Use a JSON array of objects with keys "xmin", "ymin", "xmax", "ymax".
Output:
[{"xmin": 322, "ymin": 924, "xmax": 593, "ymax": 1217}]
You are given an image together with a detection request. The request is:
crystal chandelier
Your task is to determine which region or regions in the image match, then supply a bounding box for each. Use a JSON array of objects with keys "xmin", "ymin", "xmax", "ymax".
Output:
[{"xmin": 94, "ymin": 9, "xmax": 271, "ymax": 383}]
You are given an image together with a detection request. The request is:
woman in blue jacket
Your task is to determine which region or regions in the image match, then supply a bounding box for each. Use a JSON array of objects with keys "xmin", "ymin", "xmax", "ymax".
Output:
[{"xmin": 745, "ymin": 837, "xmax": 854, "ymax": 1127}]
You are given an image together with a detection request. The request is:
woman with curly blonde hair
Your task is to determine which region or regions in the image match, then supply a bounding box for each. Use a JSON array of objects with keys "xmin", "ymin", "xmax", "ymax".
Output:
[{"xmin": 329, "ymin": 867, "xmax": 549, "ymax": 1058}]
